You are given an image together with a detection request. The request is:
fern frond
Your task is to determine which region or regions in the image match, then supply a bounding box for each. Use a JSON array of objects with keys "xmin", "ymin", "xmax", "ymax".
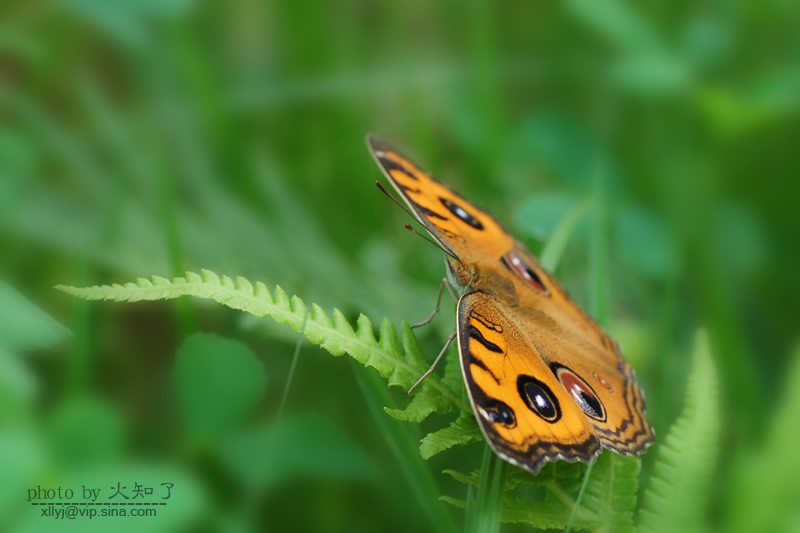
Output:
[
  {"xmin": 442, "ymin": 442, "xmax": 639, "ymax": 530},
  {"xmin": 420, "ymin": 411, "xmax": 483, "ymax": 460},
  {"xmin": 581, "ymin": 453, "xmax": 641, "ymax": 533},
  {"xmin": 724, "ymin": 342, "xmax": 800, "ymax": 533},
  {"xmin": 385, "ymin": 348, "xmax": 465, "ymax": 423},
  {"xmin": 638, "ymin": 329, "xmax": 719, "ymax": 533},
  {"xmin": 439, "ymin": 495, "xmax": 467, "ymax": 509},
  {"xmin": 56, "ymin": 270, "xmax": 469, "ymax": 411},
  {"xmin": 444, "ymin": 462, "xmax": 582, "ymax": 493},
  {"xmin": 501, "ymin": 495, "xmax": 602, "ymax": 531},
  {"xmin": 384, "ymin": 388, "xmax": 454, "ymax": 422},
  {"xmin": 443, "ymin": 468, "xmax": 599, "ymax": 530},
  {"xmin": 479, "ymin": 452, "xmax": 638, "ymax": 531}
]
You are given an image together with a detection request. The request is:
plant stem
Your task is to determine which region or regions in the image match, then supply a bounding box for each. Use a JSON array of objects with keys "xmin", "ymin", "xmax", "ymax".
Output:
[
  {"xmin": 566, "ymin": 459, "xmax": 595, "ymax": 533},
  {"xmin": 275, "ymin": 311, "xmax": 308, "ymax": 420},
  {"xmin": 540, "ymin": 197, "xmax": 593, "ymax": 273},
  {"xmin": 468, "ymin": 443, "xmax": 506, "ymax": 533}
]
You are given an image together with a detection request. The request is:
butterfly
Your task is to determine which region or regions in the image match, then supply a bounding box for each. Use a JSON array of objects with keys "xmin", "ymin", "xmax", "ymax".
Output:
[{"xmin": 367, "ymin": 135, "xmax": 655, "ymax": 474}]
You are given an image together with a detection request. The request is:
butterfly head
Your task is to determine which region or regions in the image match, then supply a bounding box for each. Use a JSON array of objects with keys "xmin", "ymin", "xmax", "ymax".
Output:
[
  {"xmin": 446, "ymin": 257, "xmax": 475, "ymax": 291},
  {"xmin": 446, "ymin": 256, "xmax": 520, "ymax": 307}
]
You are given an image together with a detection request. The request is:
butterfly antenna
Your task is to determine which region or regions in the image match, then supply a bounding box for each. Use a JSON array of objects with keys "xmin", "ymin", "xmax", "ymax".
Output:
[
  {"xmin": 375, "ymin": 181, "xmax": 417, "ymax": 220},
  {"xmin": 375, "ymin": 181, "xmax": 458, "ymax": 260},
  {"xmin": 404, "ymin": 224, "xmax": 457, "ymax": 260}
]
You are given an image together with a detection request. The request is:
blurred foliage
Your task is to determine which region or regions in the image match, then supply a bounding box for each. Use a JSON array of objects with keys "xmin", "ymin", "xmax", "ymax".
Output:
[
  {"xmin": 639, "ymin": 331, "xmax": 718, "ymax": 533},
  {"xmin": 1, "ymin": 0, "xmax": 799, "ymax": 531}
]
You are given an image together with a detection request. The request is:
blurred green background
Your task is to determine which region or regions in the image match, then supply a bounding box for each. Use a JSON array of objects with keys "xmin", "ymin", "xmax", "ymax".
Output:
[{"xmin": 2, "ymin": 0, "xmax": 799, "ymax": 531}]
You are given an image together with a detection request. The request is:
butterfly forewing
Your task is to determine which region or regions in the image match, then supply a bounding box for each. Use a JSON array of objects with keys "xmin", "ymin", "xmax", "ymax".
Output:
[{"xmin": 367, "ymin": 135, "xmax": 513, "ymax": 264}]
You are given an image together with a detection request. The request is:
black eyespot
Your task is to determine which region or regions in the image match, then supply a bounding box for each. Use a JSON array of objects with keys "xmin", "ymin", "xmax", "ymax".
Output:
[
  {"xmin": 440, "ymin": 198, "xmax": 484, "ymax": 230},
  {"xmin": 553, "ymin": 365, "xmax": 606, "ymax": 421},
  {"xmin": 502, "ymin": 252, "xmax": 548, "ymax": 294},
  {"xmin": 485, "ymin": 400, "xmax": 516, "ymax": 427},
  {"xmin": 517, "ymin": 375, "xmax": 561, "ymax": 422}
]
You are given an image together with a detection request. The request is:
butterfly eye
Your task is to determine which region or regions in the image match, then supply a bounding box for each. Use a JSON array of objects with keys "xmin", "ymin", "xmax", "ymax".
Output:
[
  {"xmin": 517, "ymin": 376, "xmax": 561, "ymax": 422},
  {"xmin": 502, "ymin": 252, "xmax": 548, "ymax": 294},
  {"xmin": 440, "ymin": 198, "xmax": 484, "ymax": 230},
  {"xmin": 554, "ymin": 366, "xmax": 606, "ymax": 421}
]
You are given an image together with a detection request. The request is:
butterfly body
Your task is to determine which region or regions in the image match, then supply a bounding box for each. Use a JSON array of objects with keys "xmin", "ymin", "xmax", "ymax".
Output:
[{"xmin": 367, "ymin": 135, "xmax": 655, "ymax": 474}]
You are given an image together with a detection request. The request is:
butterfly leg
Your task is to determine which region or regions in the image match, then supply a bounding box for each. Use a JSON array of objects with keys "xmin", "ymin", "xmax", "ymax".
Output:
[
  {"xmin": 412, "ymin": 278, "xmax": 459, "ymax": 329},
  {"xmin": 407, "ymin": 330, "xmax": 457, "ymax": 394}
]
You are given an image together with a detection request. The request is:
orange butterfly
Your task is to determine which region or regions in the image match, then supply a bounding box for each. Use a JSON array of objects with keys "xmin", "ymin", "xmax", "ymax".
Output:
[{"xmin": 367, "ymin": 135, "xmax": 655, "ymax": 474}]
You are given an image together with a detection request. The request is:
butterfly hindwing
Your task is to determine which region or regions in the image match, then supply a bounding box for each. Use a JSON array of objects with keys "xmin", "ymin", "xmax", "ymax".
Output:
[
  {"xmin": 458, "ymin": 291, "xmax": 602, "ymax": 473},
  {"xmin": 497, "ymin": 244, "xmax": 656, "ymax": 454}
]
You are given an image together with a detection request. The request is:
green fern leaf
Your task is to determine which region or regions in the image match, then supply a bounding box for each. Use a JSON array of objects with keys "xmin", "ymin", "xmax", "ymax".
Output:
[
  {"xmin": 442, "ymin": 468, "xmax": 475, "ymax": 485},
  {"xmin": 501, "ymin": 495, "xmax": 601, "ymax": 531},
  {"xmin": 385, "ymin": 346, "xmax": 464, "ymax": 423},
  {"xmin": 384, "ymin": 387, "xmax": 454, "ymax": 423},
  {"xmin": 439, "ymin": 495, "xmax": 467, "ymax": 509},
  {"xmin": 475, "ymin": 452, "xmax": 638, "ymax": 531},
  {"xmin": 638, "ymin": 329, "xmax": 719, "ymax": 533},
  {"xmin": 581, "ymin": 453, "xmax": 642, "ymax": 533},
  {"xmin": 724, "ymin": 342, "xmax": 800, "ymax": 533},
  {"xmin": 55, "ymin": 270, "xmax": 468, "ymax": 412},
  {"xmin": 441, "ymin": 347, "xmax": 470, "ymax": 405},
  {"xmin": 442, "ymin": 463, "xmax": 599, "ymax": 530},
  {"xmin": 444, "ymin": 461, "xmax": 583, "ymax": 494},
  {"xmin": 420, "ymin": 411, "xmax": 483, "ymax": 460}
]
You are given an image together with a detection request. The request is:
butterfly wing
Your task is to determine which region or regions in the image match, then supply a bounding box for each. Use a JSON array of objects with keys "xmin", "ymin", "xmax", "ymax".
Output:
[
  {"xmin": 367, "ymin": 135, "xmax": 513, "ymax": 263},
  {"xmin": 457, "ymin": 290, "xmax": 602, "ymax": 473},
  {"xmin": 498, "ymin": 244, "xmax": 656, "ymax": 454}
]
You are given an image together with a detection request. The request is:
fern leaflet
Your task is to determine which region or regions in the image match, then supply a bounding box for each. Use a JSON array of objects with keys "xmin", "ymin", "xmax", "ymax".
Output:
[
  {"xmin": 638, "ymin": 329, "xmax": 719, "ymax": 533},
  {"xmin": 56, "ymin": 270, "xmax": 469, "ymax": 414}
]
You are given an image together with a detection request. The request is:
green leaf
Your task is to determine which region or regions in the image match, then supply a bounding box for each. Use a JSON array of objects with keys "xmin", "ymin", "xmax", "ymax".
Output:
[
  {"xmin": 60, "ymin": 0, "xmax": 196, "ymax": 49},
  {"xmin": 56, "ymin": 270, "xmax": 470, "ymax": 414},
  {"xmin": 566, "ymin": 0, "xmax": 661, "ymax": 52},
  {"xmin": 582, "ymin": 453, "xmax": 642, "ymax": 533},
  {"xmin": 385, "ymin": 345, "xmax": 462, "ymax": 423},
  {"xmin": 638, "ymin": 329, "xmax": 719, "ymax": 533},
  {"xmin": 440, "ymin": 495, "xmax": 467, "ymax": 509},
  {"xmin": 615, "ymin": 206, "xmax": 680, "ymax": 280},
  {"xmin": 0, "ymin": 428, "xmax": 45, "ymax": 523},
  {"xmin": 516, "ymin": 111, "xmax": 602, "ymax": 191},
  {"xmin": 0, "ymin": 280, "xmax": 70, "ymax": 352},
  {"xmin": 0, "ymin": 348, "xmax": 38, "ymax": 422},
  {"xmin": 47, "ymin": 396, "xmax": 126, "ymax": 466},
  {"xmin": 480, "ymin": 453, "xmax": 638, "ymax": 531},
  {"xmin": 220, "ymin": 413, "xmax": 379, "ymax": 490},
  {"xmin": 538, "ymin": 196, "xmax": 593, "ymax": 272},
  {"xmin": 445, "ymin": 461, "xmax": 583, "ymax": 493},
  {"xmin": 501, "ymin": 494, "xmax": 599, "ymax": 531},
  {"xmin": 174, "ymin": 333, "xmax": 267, "ymax": 436},
  {"xmin": 515, "ymin": 192, "xmax": 581, "ymax": 242},
  {"xmin": 420, "ymin": 412, "xmax": 483, "ymax": 460},
  {"xmin": 467, "ymin": 444, "xmax": 506, "ymax": 533},
  {"xmin": 58, "ymin": 270, "xmax": 479, "ymax": 476},
  {"xmin": 724, "ymin": 343, "xmax": 800, "ymax": 533},
  {"xmin": 698, "ymin": 65, "xmax": 800, "ymax": 135},
  {"xmin": 612, "ymin": 53, "xmax": 691, "ymax": 95}
]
